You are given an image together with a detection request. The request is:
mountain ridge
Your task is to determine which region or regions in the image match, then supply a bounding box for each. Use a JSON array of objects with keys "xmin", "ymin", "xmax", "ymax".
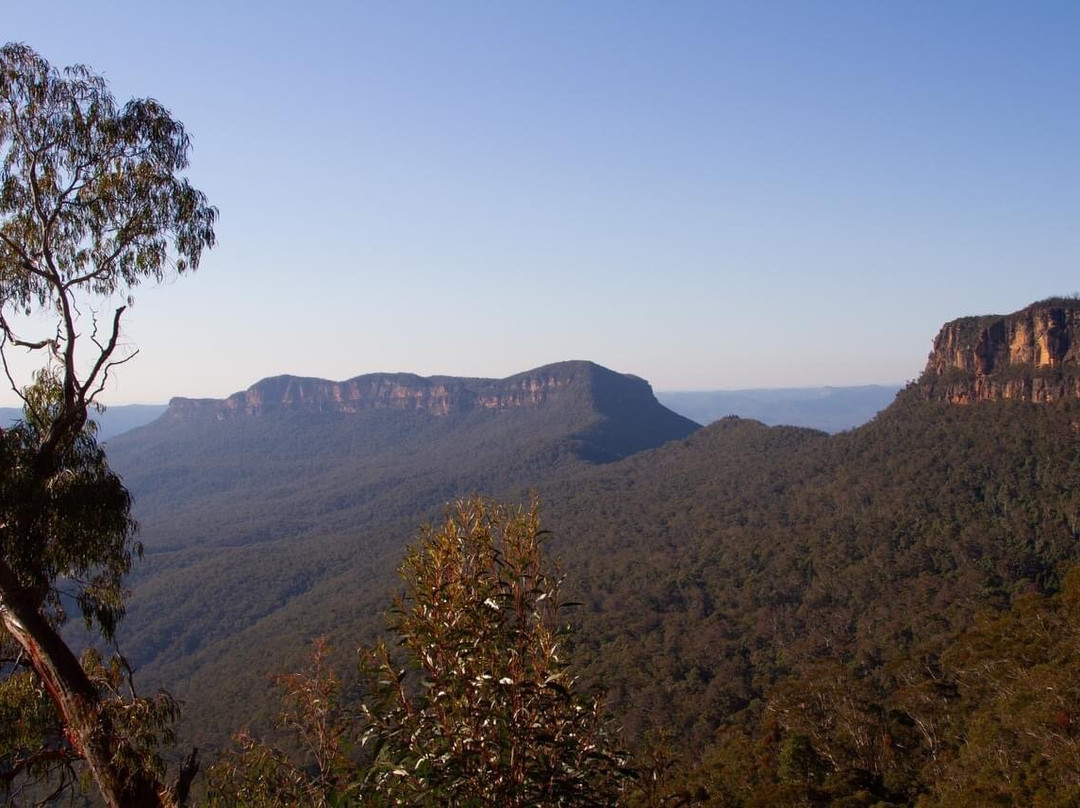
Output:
[
  {"xmin": 92, "ymin": 302, "xmax": 1080, "ymax": 777},
  {"xmin": 102, "ymin": 358, "xmax": 699, "ymax": 716},
  {"xmin": 165, "ymin": 360, "xmax": 656, "ymax": 420}
]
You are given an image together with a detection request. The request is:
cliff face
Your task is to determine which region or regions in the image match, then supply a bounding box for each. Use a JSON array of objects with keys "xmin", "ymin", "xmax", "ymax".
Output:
[
  {"xmin": 167, "ymin": 361, "xmax": 652, "ymax": 420},
  {"xmin": 917, "ymin": 299, "xmax": 1080, "ymax": 404}
]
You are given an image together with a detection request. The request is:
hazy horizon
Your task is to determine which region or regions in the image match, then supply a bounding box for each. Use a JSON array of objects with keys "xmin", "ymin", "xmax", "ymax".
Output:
[{"xmin": 0, "ymin": 374, "xmax": 905, "ymax": 409}]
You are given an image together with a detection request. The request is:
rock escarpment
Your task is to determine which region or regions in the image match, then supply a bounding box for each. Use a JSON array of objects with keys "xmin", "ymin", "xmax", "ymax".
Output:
[
  {"xmin": 917, "ymin": 298, "xmax": 1080, "ymax": 403},
  {"xmin": 168, "ymin": 360, "xmax": 657, "ymax": 420},
  {"xmin": 161, "ymin": 360, "xmax": 699, "ymax": 464}
]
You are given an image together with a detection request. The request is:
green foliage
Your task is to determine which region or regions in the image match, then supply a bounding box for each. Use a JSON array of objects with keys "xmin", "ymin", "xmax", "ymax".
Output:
[
  {"xmin": 0, "ymin": 372, "xmax": 141, "ymax": 805},
  {"xmin": 0, "ymin": 621, "xmax": 182, "ymax": 805},
  {"xmin": 0, "ymin": 371, "xmax": 137, "ymax": 638},
  {"xmin": 0, "ymin": 41, "xmax": 216, "ymax": 307},
  {"xmin": 776, "ymin": 734, "xmax": 825, "ymax": 786},
  {"xmin": 206, "ymin": 498, "xmax": 633, "ymax": 807},
  {"xmin": 0, "ymin": 664, "xmax": 77, "ymax": 803},
  {"xmin": 81, "ymin": 648, "xmax": 184, "ymax": 785},
  {"xmin": 0, "ymin": 380, "xmax": 175, "ymax": 800},
  {"xmin": 205, "ymin": 639, "xmax": 353, "ymax": 807},
  {"xmin": 359, "ymin": 497, "xmax": 631, "ymax": 806}
]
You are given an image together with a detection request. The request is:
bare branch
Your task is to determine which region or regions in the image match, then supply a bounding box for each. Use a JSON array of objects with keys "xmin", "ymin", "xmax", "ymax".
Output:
[
  {"xmin": 171, "ymin": 747, "xmax": 200, "ymax": 808},
  {"xmin": 0, "ymin": 747, "xmax": 78, "ymax": 785},
  {"xmin": 61, "ymin": 262, "xmax": 116, "ymax": 291},
  {"xmin": 0, "ymin": 332, "xmax": 32, "ymax": 409},
  {"xmin": 79, "ymin": 305, "xmax": 128, "ymax": 405},
  {"xmin": 87, "ymin": 347, "xmax": 138, "ymax": 404},
  {"xmin": 34, "ymin": 772, "xmax": 79, "ymax": 808},
  {"xmin": 0, "ymin": 314, "xmax": 53, "ymax": 351}
]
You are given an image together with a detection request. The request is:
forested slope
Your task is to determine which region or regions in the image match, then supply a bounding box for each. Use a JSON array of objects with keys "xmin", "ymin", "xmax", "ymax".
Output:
[
  {"xmin": 548, "ymin": 395, "xmax": 1080, "ymax": 749},
  {"xmin": 103, "ymin": 361, "xmax": 698, "ymax": 742},
  {"xmin": 101, "ymin": 302, "xmax": 1080, "ymax": 805}
]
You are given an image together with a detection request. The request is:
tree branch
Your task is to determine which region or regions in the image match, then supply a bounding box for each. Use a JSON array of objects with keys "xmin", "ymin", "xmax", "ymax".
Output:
[
  {"xmin": 79, "ymin": 305, "xmax": 129, "ymax": 406},
  {"xmin": 171, "ymin": 747, "xmax": 200, "ymax": 808},
  {"xmin": 0, "ymin": 746, "xmax": 77, "ymax": 785},
  {"xmin": 0, "ymin": 315, "xmax": 53, "ymax": 352},
  {"xmin": 0, "ymin": 332, "xmax": 33, "ymax": 410}
]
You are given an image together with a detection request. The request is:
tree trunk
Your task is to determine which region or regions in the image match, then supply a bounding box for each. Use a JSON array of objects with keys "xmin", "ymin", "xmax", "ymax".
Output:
[{"xmin": 0, "ymin": 560, "xmax": 169, "ymax": 807}]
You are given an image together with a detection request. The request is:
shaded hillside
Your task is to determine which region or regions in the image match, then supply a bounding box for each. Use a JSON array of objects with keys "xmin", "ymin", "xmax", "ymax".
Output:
[
  {"xmin": 110, "ymin": 361, "xmax": 696, "ymax": 553},
  {"xmin": 99, "ymin": 302, "xmax": 1080, "ymax": 788},
  {"xmin": 544, "ymin": 396, "xmax": 1080, "ymax": 750},
  {"xmin": 103, "ymin": 360, "xmax": 697, "ymax": 741}
]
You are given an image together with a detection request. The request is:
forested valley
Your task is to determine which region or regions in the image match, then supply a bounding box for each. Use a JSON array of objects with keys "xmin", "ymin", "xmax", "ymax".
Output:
[
  {"xmin": 3, "ymin": 38, "xmax": 1080, "ymax": 808},
  {"xmin": 92, "ymin": 299, "xmax": 1080, "ymax": 806}
]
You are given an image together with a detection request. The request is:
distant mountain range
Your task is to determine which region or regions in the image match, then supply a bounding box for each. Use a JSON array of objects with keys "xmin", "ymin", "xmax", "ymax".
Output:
[
  {"xmin": 0, "ymin": 382, "xmax": 901, "ymax": 440},
  {"xmin": 11, "ymin": 296, "xmax": 1079, "ymax": 444},
  {"xmin": 47, "ymin": 297, "xmax": 1080, "ymax": 804},
  {"xmin": 657, "ymin": 385, "xmax": 899, "ymax": 433}
]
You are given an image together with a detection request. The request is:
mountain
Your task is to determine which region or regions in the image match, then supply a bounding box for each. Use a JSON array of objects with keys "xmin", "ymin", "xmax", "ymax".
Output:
[
  {"xmin": 94, "ymin": 301, "xmax": 1080, "ymax": 802},
  {"xmin": 162, "ymin": 360, "xmax": 697, "ymax": 463},
  {"xmin": 102, "ymin": 360, "xmax": 698, "ymax": 740},
  {"xmin": 657, "ymin": 385, "xmax": 900, "ymax": 433},
  {"xmin": 521, "ymin": 300, "xmax": 1080, "ymax": 801},
  {"xmin": 543, "ymin": 392, "xmax": 1080, "ymax": 746}
]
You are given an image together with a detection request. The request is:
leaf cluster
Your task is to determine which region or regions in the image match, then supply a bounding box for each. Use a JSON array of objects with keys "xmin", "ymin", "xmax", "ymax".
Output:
[
  {"xmin": 359, "ymin": 498, "xmax": 630, "ymax": 807},
  {"xmin": 206, "ymin": 498, "xmax": 633, "ymax": 807},
  {"xmin": 0, "ymin": 371, "xmax": 136, "ymax": 637},
  {"xmin": 0, "ymin": 41, "xmax": 216, "ymax": 310}
]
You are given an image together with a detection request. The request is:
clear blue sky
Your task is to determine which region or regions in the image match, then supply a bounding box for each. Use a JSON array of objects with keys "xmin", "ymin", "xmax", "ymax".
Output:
[{"xmin": 4, "ymin": 1, "xmax": 1078, "ymax": 403}]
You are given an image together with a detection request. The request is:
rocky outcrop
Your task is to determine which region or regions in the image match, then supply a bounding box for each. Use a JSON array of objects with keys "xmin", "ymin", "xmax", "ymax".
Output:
[
  {"xmin": 167, "ymin": 361, "xmax": 652, "ymax": 420},
  {"xmin": 917, "ymin": 298, "xmax": 1080, "ymax": 404}
]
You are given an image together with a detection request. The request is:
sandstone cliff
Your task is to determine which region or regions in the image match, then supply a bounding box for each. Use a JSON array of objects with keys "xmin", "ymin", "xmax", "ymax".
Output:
[
  {"xmin": 917, "ymin": 298, "xmax": 1080, "ymax": 403},
  {"xmin": 162, "ymin": 360, "xmax": 699, "ymax": 463},
  {"xmin": 167, "ymin": 360, "xmax": 657, "ymax": 420}
]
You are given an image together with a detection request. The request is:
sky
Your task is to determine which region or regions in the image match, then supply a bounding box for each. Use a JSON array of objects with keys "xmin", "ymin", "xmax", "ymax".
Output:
[{"xmin": 2, "ymin": 1, "xmax": 1078, "ymax": 403}]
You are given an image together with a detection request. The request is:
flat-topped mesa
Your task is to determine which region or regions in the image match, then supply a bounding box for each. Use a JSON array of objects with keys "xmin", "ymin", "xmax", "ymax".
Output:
[
  {"xmin": 917, "ymin": 298, "xmax": 1080, "ymax": 404},
  {"xmin": 166, "ymin": 360, "xmax": 652, "ymax": 420}
]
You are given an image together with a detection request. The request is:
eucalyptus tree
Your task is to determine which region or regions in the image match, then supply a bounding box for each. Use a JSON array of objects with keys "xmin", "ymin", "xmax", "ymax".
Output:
[
  {"xmin": 358, "ymin": 497, "xmax": 632, "ymax": 806},
  {"xmin": 207, "ymin": 498, "xmax": 633, "ymax": 807},
  {"xmin": 0, "ymin": 42, "xmax": 216, "ymax": 806}
]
